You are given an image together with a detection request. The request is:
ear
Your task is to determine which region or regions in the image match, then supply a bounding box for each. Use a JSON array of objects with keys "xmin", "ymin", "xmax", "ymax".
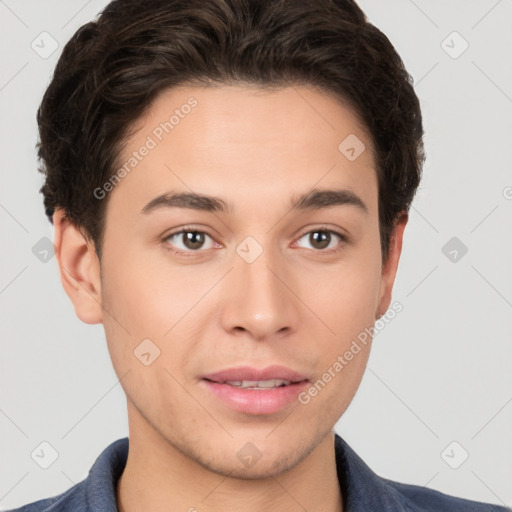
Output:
[
  {"xmin": 52, "ymin": 209, "xmax": 103, "ymax": 324},
  {"xmin": 376, "ymin": 212, "xmax": 408, "ymax": 319}
]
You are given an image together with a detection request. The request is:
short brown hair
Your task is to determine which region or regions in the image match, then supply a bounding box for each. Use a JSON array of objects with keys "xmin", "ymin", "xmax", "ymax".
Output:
[{"xmin": 37, "ymin": 0, "xmax": 425, "ymax": 262}]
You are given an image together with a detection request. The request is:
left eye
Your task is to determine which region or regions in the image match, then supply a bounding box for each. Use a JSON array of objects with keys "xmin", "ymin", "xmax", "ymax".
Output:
[{"xmin": 295, "ymin": 229, "xmax": 346, "ymax": 251}]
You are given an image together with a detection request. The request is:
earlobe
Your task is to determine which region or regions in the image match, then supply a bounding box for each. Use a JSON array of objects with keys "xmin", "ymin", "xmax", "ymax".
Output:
[
  {"xmin": 376, "ymin": 212, "xmax": 408, "ymax": 319},
  {"xmin": 52, "ymin": 209, "xmax": 103, "ymax": 325}
]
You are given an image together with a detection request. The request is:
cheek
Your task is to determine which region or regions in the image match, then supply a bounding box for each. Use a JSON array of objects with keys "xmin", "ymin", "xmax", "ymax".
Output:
[
  {"xmin": 298, "ymin": 264, "xmax": 378, "ymax": 415},
  {"xmin": 100, "ymin": 251, "xmax": 212, "ymax": 379},
  {"xmin": 99, "ymin": 263, "xmax": 196, "ymax": 410},
  {"xmin": 102, "ymin": 249, "xmax": 198, "ymax": 336},
  {"xmin": 301, "ymin": 255, "xmax": 381, "ymax": 346}
]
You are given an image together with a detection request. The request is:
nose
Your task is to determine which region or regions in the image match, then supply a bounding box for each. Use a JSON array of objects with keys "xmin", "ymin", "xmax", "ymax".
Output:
[{"xmin": 220, "ymin": 244, "xmax": 300, "ymax": 342}]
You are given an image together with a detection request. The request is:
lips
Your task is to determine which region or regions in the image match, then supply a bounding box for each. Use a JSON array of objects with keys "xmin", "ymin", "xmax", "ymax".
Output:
[
  {"xmin": 202, "ymin": 365, "xmax": 308, "ymax": 384},
  {"xmin": 201, "ymin": 365, "xmax": 309, "ymax": 415},
  {"xmin": 222, "ymin": 379, "xmax": 291, "ymax": 389}
]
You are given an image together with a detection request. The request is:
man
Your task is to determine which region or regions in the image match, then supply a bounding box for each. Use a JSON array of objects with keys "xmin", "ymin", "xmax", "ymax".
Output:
[{"xmin": 7, "ymin": 0, "xmax": 509, "ymax": 510}]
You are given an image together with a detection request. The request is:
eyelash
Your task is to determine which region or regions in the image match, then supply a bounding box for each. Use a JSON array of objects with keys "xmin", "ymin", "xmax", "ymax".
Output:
[{"xmin": 162, "ymin": 224, "xmax": 348, "ymax": 258}]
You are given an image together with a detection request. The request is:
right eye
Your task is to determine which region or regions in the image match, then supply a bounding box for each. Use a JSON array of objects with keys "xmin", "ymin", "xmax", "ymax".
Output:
[{"xmin": 163, "ymin": 228, "xmax": 217, "ymax": 256}]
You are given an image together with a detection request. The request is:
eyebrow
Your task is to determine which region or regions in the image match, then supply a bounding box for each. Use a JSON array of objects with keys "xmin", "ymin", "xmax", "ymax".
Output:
[{"xmin": 140, "ymin": 188, "xmax": 368, "ymax": 215}]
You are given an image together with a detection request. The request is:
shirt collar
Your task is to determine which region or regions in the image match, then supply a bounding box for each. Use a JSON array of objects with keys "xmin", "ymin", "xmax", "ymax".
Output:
[
  {"xmin": 86, "ymin": 437, "xmax": 128, "ymax": 511},
  {"xmin": 334, "ymin": 433, "xmax": 412, "ymax": 511}
]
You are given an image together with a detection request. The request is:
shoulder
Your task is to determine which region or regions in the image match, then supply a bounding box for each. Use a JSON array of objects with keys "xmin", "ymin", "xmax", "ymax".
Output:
[
  {"xmin": 3, "ymin": 481, "xmax": 87, "ymax": 512},
  {"xmin": 383, "ymin": 477, "xmax": 510, "ymax": 512},
  {"xmin": 334, "ymin": 433, "xmax": 510, "ymax": 512},
  {"xmin": 4, "ymin": 437, "xmax": 128, "ymax": 512}
]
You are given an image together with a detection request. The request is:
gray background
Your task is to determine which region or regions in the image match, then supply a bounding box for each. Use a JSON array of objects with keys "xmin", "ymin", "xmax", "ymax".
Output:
[{"xmin": 1, "ymin": 0, "xmax": 511, "ymax": 509}]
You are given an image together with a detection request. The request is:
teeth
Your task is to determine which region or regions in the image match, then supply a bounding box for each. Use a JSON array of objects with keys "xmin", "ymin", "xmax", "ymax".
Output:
[{"xmin": 224, "ymin": 379, "xmax": 291, "ymax": 389}]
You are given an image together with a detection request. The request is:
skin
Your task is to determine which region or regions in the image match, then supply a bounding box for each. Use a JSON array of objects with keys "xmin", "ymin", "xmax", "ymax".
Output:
[{"xmin": 52, "ymin": 84, "xmax": 407, "ymax": 512}]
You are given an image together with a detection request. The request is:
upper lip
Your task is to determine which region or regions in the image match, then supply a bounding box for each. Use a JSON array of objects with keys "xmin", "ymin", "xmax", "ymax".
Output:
[{"xmin": 202, "ymin": 365, "xmax": 308, "ymax": 383}]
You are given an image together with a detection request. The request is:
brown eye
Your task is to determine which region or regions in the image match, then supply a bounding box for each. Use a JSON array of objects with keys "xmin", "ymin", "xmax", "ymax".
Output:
[
  {"xmin": 181, "ymin": 231, "xmax": 206, "ymax": 250},
  {"xmin": 296, "ymin": 229, "xmax": 346, "ymax": 252},
  {"xmin": 309, "ymin": 231, "xmax": 331, "ymax": 250},
  {"xmin": 164, "ymin": 230, "xmax": 215, "ymax": 254}
]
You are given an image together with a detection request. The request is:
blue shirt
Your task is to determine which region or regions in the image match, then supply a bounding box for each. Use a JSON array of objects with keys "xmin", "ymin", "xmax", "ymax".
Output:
[{"xmin": 6, "ymin": 434, "xmax": 510, "ymax": 511}]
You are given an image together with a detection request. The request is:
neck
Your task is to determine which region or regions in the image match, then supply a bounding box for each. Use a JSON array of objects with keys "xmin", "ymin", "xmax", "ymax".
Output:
[{"xmin": 116, "ymin": 408, "xmax": 343, "ymax": 512}]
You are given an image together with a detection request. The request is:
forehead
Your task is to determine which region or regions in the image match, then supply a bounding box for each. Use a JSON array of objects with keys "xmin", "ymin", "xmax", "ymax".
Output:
[{"xmin": 106, "ymin": 84, "xmax": 378, "ymax": 221}]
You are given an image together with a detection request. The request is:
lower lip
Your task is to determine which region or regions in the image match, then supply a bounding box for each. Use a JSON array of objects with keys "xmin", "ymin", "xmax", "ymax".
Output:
[{"xmin": 201, "ymin": 379, "xmax": 309, "ymax": 415}]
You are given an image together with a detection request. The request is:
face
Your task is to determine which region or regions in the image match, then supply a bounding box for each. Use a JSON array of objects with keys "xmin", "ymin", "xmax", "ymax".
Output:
[{"xmin": 58, "ymin": 84, "xmax": 405, "ymax": 478}]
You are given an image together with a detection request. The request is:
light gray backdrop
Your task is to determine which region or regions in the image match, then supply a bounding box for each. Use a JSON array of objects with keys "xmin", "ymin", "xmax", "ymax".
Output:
[{"xmin": 1, "ymin": 0, "xmax": 511, "ymax": 509}]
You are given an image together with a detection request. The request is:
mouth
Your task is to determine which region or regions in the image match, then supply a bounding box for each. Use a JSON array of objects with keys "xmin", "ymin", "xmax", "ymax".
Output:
[
  {"xmin": 200, "ymin": 365, "xmax": 309, "ymax": 415},
  {"xmin": 202, "ymin": 364, "xmax": 308, "ymax": 383},
  {"xmin": 208, "ymin": 378, "xmax": 295, "ymax": 389}
]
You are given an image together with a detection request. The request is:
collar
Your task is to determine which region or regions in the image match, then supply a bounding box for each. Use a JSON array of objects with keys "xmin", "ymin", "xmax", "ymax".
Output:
[{"xmin": 334, "ymin": 434, "xmax": 413, "ymax": 511}]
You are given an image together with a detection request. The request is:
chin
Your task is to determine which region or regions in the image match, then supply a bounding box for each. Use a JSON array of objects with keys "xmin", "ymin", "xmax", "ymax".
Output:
[
  {"xmin": 204, "ymin": 448, "xmax": 309, "ymax": 480},
  {"xmin": 183, "ymin": 433, "xmax": 317, "ymax": 480}
]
